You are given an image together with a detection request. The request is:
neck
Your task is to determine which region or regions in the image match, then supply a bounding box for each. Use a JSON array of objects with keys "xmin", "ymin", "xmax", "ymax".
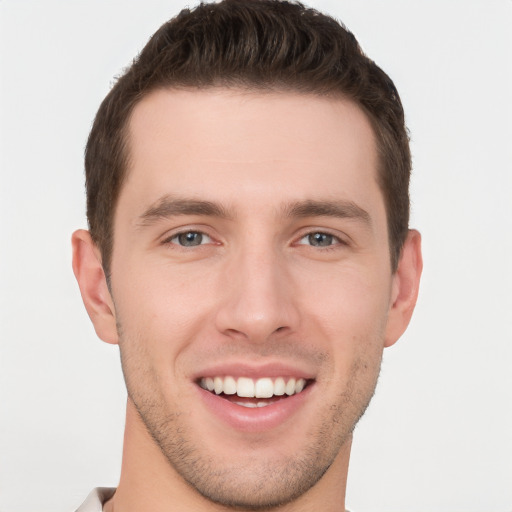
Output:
[{"xmin": 104, "ymin": 400, "xmax": 350, "ymax": 512}]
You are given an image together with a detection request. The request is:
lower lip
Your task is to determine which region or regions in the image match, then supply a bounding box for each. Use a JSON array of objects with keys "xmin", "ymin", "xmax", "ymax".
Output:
[{"xmin": 196, "ymin": 383, "xmax": 314, "ymax": 432}]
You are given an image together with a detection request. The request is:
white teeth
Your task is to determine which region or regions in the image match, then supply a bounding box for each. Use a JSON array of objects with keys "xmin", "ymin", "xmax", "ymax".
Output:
[
  {"xmin": 205, "ymin": 377, "xmax": 214, "ymax": 391},
  {"xmin": 285, "ymin": 378, "xmax": 296, "ymax": 396},
  {"xmin": 255, "ymin": 377, "xmax": 274, "ymax": 398},
  {"xmin": 223, "ymin": 376, "xmax": 237, "ymax": 395},
  {"xmin": 214, "ymin": 376, "xmax": 223, "ymax": 395},
  {"xmin": 233, "ymin": 401, "xmax": 272, "ymax": 408},
  {"xmin": 234, "ymin": 401, "xmax": 257, "ymax": 408},
  {"xmin": 237, "ymin": 377, "xmax": 255, "ymax": 398},
  {"xmin": 274, "ymin": 377, "xmax": 286, "ymax": 396},
  {"xmin": 199, "ymin": 376, "xmax": 307, "ymax": 398}
]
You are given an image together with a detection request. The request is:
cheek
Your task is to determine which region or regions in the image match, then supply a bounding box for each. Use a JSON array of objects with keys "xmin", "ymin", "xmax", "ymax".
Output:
[
  {"xmin": 298, "ymin": 262, "xmax": 392, "ymax": 331},
  {"xmin": 296, "ymin": 264, "xmax": 391, "ymax": 372},
  {"xmin": 111, "ymin": 260, "xmax": 221, "ymax": 364},
  {"xmin": 115, "ymin": 256, "xmax": 215, "ymax": 317}
]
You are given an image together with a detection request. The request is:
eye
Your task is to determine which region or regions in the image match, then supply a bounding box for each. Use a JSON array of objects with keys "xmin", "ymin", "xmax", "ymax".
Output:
[
  {"xmin": 167, "ymin": 231, "xmax": 213, "ymax": 247},
  {"xmin": 297, "ymin": 232, "xmax": 341, "ymax": 247}
]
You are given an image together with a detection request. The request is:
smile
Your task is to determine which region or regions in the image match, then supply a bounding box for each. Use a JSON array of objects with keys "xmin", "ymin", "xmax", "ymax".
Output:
[{"xmin": 198, "ymin": 376, "xmax": 309, "ymax": 408}]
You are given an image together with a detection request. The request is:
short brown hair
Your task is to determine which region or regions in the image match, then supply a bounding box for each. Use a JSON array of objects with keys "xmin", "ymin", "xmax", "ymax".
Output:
[{"xmin": 85, "ymin": 0, "xmax": 411, "ymax": 275}]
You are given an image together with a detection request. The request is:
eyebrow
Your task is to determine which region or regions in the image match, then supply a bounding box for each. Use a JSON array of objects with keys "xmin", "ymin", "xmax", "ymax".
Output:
[
  {"xmin": 282, "ymin": 199, "xmax": 371, "ymax": 225},
  {"xmin": 137, "ymin": 195, "xmax": 371, "ymax": 227},
  {"xmin": 137, "ymin": 196, "xmax": 232, "ymax": 226}
]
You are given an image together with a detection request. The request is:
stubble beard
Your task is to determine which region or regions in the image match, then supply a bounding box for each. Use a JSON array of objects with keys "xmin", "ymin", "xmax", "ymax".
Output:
[{"xmin": 118, "ymin": 326, "xmax": 382, "ymax": 510}]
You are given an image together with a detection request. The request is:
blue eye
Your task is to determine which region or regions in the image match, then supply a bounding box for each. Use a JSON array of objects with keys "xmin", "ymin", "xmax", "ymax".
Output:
[
  {"xmin": 299, "ymin": 232, "xmax": 339, "ymax": 247},
  {"xmin": 170, "ymin": 231, "xmax": 212, "ymax": 247}
]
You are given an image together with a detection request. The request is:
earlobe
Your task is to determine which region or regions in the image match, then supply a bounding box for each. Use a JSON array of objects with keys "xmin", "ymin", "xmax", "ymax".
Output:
[
  {"xmin": 71, "ymin": 229, "xmax": 119, "ymax": 344},
  {"xmin": 384, "ymin": 229, "xmax": 423, "ymax": 348}
]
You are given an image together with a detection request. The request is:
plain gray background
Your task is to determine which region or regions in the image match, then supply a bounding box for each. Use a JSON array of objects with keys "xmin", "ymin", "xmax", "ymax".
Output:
[{"xmin": 1, "ymin": 1, "xmax": 511, "ymax": 511}]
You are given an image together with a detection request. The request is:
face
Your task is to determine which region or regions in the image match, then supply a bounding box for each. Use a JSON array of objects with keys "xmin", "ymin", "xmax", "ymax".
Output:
[{"xmin": 109, "ymin": 89, "xmax": 398, "ymax": 508}]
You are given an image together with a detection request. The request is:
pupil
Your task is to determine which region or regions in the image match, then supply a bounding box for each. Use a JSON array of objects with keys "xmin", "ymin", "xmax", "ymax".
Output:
[
  {"xmin": 309, "ymin": 233, "xmax": 332, "ymax": 247},
  {"xmin": 178, "ymin": 232, "xmax": 202, "ymax": 246}
]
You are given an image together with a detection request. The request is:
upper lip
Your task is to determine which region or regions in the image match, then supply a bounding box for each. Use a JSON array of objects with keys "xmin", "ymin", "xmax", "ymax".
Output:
[{"xmin": 190, "ymin": 361, "xmax": 316, "ymax": 381}]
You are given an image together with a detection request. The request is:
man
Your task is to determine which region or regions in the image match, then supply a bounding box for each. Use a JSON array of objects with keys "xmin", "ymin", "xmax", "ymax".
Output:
[{"xmin": 71, "ymin": 0, "xmax": 422, "ymax": 510}]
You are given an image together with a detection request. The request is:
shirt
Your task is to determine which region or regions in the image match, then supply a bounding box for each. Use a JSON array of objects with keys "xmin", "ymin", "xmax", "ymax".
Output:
[
  {"xmin": 75, "ymin": 488, "xmax": 115, "ymax": 512},
  {"xmin": 74, "ymin": 487, "xmax": 351, "ymax": 511}
]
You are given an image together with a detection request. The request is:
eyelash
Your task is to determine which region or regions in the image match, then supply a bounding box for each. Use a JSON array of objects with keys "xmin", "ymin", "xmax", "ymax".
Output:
[
  {"xmin": 163, "ymin": 230, "xmax": 214, "ymax": 247},
  {"xmin": 162, "ymin": 229, "xmax": 346, "ymax": 250},
  {"xmin": 296, "ymin": 231, "xmax": 346, "ymax": 250}
]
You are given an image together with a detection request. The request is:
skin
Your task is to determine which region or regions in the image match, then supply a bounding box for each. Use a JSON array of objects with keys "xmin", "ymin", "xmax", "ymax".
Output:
[{"xmin": 72, "ymin": 89, "xmax": 422, "ymax": 512}]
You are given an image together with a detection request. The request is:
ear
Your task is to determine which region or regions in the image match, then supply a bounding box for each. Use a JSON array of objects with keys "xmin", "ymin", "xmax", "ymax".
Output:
[
  {"xmin": 72, "ymin": 229, "xmax": 119, "ymax": 344},
  {"xmin": 384, "ymin": 229, "xmax": 423, "ymax": 348}
]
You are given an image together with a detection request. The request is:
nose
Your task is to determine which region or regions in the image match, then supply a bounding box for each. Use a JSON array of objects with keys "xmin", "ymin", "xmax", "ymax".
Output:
[{"xmin": 214, "ymin": 244, "xmax": 300, "ymax": 343}]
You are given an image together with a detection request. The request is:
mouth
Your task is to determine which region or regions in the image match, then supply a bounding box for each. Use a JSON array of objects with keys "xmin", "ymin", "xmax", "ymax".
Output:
[{"xmin": 198, "ymin": 376, "xmax": 312, "ymax": 408}]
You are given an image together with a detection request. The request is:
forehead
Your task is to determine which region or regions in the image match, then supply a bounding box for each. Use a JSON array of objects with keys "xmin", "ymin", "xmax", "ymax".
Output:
[{"xmin": 120, "ymin": 88, "xmax": 384, "ymax": 223}]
